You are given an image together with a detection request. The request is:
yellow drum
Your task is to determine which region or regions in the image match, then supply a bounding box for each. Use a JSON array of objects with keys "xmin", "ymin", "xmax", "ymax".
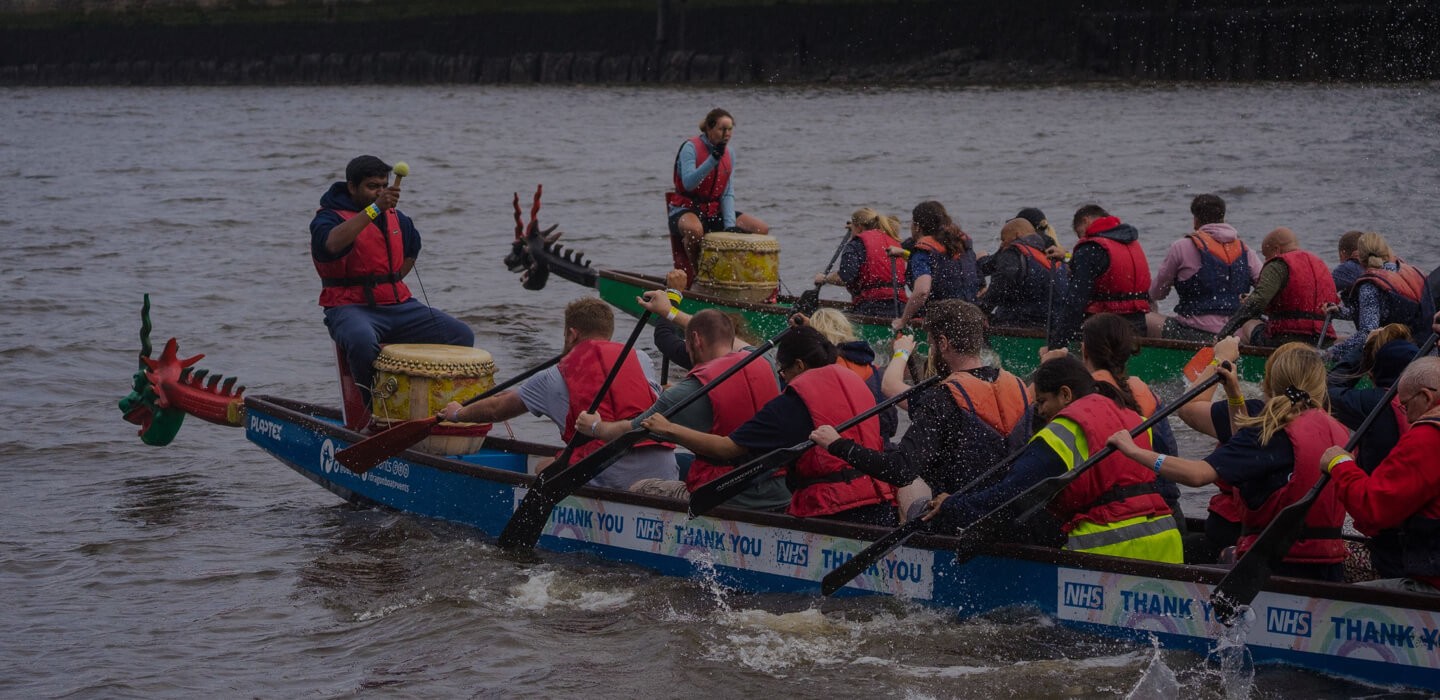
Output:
[
  {"xmin": 370, "ymin": 344, "xmax": 496, "ymax": 456},
  {"xmin": 693, "ymin": 231, "xmax": 780, "ymax": 303}
]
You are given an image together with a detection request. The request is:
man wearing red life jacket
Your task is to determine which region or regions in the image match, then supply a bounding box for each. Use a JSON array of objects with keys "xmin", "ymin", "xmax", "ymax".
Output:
[
  {"xmin": 1047, "ymin": 204, "xmax": 1152, "ymax": 350},
  {"xmin": 310, "ymin": 155, "xmax": 474, "ymax": 400},
  {"xmin": 1323, "ymin": 354, "xmax": 1440, "ymax": 594},
  {"xmin": 1217, "ymin": 227, "xmax": 1340, "ymax": 347},
  {"xmin": 577, "ymin": 309, "xmax": 787, "ymax": 510},
  {"xmin": 665, "ymin": 108, "xmax": 770, "ymax": 286},
  {"xmin": 442, "ymin": 298, "xmax": 678, "ymax": 491},
  {"xmin": 1147, "ymin": 194, "xmax": 1263, "ymax": 342}
]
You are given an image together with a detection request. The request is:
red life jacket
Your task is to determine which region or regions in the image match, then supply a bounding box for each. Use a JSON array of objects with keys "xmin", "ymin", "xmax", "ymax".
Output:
[
  {"xmin": 1050, "ymin": 394, "xmax": 1171, "ymax": 533},
  {"xmin": 846, "ymin": 229, "xmax": 908, "ymax": 306},
  {"xmin": 313, "ymin": 208, "xmax": 412, "ymax": 307},
  {"xmin": 557, "ymin": 339, "xmax": 670, "ymax": 463},
  {"xmin": 786, "ymin": 364, "xmax": 896, "ymax": 518},
  {"xmin": 683, "ymin": 351, "xmax": 781, "ymax": 491},
  {"xmin": 1208, "ymin": 481, "xmax": 1243, "ymax": 523},
  {"xmin": 1090, "ymin": 370, "xmax": 1157, "ymax": 416},
  {"xmin": 1264, "ymin": 250, "xmax": 1339, "ymax": 338},
  {"xmin": 665, "ymin": 136, "xmax": 731, "ymax": 217},
  {"xmin": 1348, "ymin": 261, "xmax": 1429, "ymax": 336},
  {"xmin": 1079, "ymin": 225, "xmax": 1151, "ymax": 315},
  {"xmin": 1235, "ymin": 409, "xmax": 1349, "ymax": 564}
]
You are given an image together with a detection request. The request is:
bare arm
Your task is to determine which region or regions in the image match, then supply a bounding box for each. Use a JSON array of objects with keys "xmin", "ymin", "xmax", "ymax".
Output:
[
  {"xmin": 444, "ymin": 390, "xmax": 528, "ymax": 424},
  {"xmin": 893, "ymin": 274, "xmax": 931, "ymax": 330},
  {"xmin": 640, "ymin": 413, "xmax": 747, "ymax": 461},
  {"xmin": 880, "ymin": 334, "xmax": 917, "ymax": 400},
  {"xmin": 1106, "ymin": 431, "xmax": 1220, "ymax": 487}
]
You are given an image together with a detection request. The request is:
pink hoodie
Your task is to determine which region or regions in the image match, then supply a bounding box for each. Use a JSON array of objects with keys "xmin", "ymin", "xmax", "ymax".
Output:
[{"xmin": 1150, "ymin": 223, "xmax": 1264, "ymax": 333}]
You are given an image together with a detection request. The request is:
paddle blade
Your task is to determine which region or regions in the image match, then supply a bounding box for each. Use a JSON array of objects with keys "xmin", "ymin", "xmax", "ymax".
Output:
[
  {"xmin": 335, "ymin": 416, "xmax": 439, "ymax": 474},
  {"xmin": 1182, "ymin": 346, "xmax": 1215, "ymax": 384},
  {"xmin": 497, "ymin": 432, "xmax": 642, "ymax": 551},
  {"xmin": 794, "ymin": 288, "xmax": 821, "ymax": 316}
]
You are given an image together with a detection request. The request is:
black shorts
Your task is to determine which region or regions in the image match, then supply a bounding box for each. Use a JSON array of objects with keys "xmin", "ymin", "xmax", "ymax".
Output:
[{"xmin": 667, "ymin": 207, "xmax": 741, "ymax": 238}]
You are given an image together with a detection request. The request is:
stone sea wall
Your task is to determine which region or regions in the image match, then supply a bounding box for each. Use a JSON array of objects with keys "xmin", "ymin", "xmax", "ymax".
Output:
[{"xmin": 1, "ymin": 1, "xmax": 1436, "ymax": 85}]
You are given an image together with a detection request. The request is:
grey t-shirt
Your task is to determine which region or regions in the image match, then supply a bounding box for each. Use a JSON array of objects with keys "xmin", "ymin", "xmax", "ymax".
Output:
[{"xmin": 517, "ymin": 348, "xmax": 678, "ymax": 490}]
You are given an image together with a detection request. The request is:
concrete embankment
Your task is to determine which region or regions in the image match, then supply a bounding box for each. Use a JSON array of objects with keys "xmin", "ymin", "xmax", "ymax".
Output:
[{"xmin": 1, "ymin": 0, "xmax": 1436, "ymax": 85}]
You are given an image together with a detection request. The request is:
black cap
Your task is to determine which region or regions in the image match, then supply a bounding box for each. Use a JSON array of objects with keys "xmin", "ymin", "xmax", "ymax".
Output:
[{"xmin": 1015, "ymin": 208, "xmax": 1047, "ymax": 229}]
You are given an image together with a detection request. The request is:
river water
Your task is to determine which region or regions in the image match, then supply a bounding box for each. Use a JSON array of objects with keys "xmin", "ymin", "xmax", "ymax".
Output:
[{"xmin": 4, "ymin": 84, "xmax": 1439, "ymax": 698}]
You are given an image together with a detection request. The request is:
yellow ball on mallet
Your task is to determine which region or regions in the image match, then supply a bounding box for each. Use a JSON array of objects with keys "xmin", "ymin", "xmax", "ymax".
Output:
[{"xmin": 392, "ymin": 161, "xmax": 410, "ymax": 187}]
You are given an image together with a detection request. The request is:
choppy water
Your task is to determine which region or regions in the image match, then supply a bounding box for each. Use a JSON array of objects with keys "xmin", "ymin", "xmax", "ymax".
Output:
[{"xmin": 4, "ymin": 83, "xmax": 1439, "ymax": 698}]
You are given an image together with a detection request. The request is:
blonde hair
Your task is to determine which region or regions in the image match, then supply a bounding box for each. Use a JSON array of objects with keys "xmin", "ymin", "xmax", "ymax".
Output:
[
  {"xmin": 850, "ymin": 207, "xmax": 902, "ymax": 242},
  {"xmin": 1356, "ymin": 231, "xmax": 1394, "ymax": 270},
  {"xmin": 1232, "ymin": 342, "xmax": 1329, "ymax": 445},
  {"xmin": 808, "ymin": 308, "xmax": 858, "ymax": 344}
]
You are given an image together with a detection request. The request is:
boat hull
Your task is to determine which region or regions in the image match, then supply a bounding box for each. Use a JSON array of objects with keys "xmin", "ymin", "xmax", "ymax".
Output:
[
  {"xmin": 246, "ymin": 395, "xmax": 1440, "ymax": 692},
  {"xmin": 593, "ymin": 270, "xmax": 1272, "ymax": 385}
]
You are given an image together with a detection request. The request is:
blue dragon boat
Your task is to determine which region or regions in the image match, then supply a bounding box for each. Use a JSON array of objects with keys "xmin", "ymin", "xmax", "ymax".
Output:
[{"xmin": 234, "ymin": 392, "xmax": 1440, "ymax": 693}]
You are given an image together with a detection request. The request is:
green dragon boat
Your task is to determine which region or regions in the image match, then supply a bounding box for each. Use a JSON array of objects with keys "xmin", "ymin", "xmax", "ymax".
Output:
[{"xmin": 503, "ymin": 218, "xmax": 1272, "ymax": 385}]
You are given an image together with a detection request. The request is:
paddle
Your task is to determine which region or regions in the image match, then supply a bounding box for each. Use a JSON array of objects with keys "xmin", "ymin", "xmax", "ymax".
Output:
[
  {"xmin": 496, "ymin": 324, "xmax": 800, "ymax": 551},
  {"xmin": 821, "ymin": 369, "xmax": 1224, "ymax": 596},
  {"xmin": 688, "ymin": 373, "xmax": 944, "ymax": 518},
  {"xmin": 1315, "ymin": 307, "xmax": 1335, "ymax": 349},
  {"xmin": 891, "ymin": 256, "xmax": 903, "ymax": 318},
  {"xmin": 795, "ymin": 227, "xmax": 853, "ymax": 316},
  {"xmin": 534, "ymin": 310, "xmax": 653, "ymax": 485},
  {"xmin": 336, "ymin": 351, "xmax": 564, "ymax": 474},
  {"xmin": 1209, "ymin": 333, "xmax": 1438, "ymax": 625}
]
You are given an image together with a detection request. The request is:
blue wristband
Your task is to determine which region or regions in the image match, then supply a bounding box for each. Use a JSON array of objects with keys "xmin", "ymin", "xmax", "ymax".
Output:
[{"xmin": 1152, "ymin": 454, "xmax": 1166, "ymax": 474}]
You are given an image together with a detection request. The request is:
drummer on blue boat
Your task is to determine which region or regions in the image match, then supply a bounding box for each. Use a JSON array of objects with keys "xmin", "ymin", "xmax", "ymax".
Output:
[
  {"xmin": 441, "ymin": 298, "xmax": 679, "ymax": 491},
  {"xmin": 310, "ymin": 155, "xmax": 474, "ymax": 401},
  {"xmin": 891, "ymin": 201, "xmax": 981, "ymax": 331},
  {"xmin": 666, "ymin": 108, "xmax": 770, "ymax": 286}
]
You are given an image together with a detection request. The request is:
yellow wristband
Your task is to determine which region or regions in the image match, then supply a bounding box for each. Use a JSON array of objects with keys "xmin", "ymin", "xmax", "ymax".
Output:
[
  {"xmin": 666, "ymin": 308, "xmax": 678, "ymax": 321},
  {"xmin": 1227, "ymin": 395, "xmax": 1245, "ymax": 406},
  {"xmin": 1327, "ymin": 454, "xmax": 1353, "ymax": 472},
  {"xmin": 893, "ymin": 349, "xmax": 911, "ymax": 360},
  {"xmin": 665, "ymin": 288, "xmax": 683, "ymax": 306},
  {"xmin": 364, "ymin": 203, "xmax": 380, "ymax": 220}
]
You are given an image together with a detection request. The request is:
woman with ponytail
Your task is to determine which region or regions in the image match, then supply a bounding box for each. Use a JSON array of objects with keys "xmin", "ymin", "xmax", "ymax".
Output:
[
  {"xmin": 813, "ymin": 207, "xmax": 908, "ymax": 318},
  {"xmin": 891, "ymin": 201, "xmax": 981, "ymax": 331},
  {"xmin": 1108, "ymin": 342, "xmax": 1351, "ymax": 580},
  {"xmin": 1327, "ymin": 231, "xmax": 1430, "ymax": 363}
]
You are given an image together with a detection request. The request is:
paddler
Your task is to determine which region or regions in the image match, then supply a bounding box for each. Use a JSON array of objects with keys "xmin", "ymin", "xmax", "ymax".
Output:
[
  {"xmin": 1321, "ymin": 351, "xmax": 1440, "ymax": 594},
  {"xmin": 1107, "ymin": 342, "xmax": 1349, "ymax": 580},
  {"xmin": 1326, "ymin": 325, "xmax": 1419, "ymax": 578},
  {"xmin": 811, "ymin": 207, "xmax": 908, "ymax": 318},
  {"xmin": 810, "ymin": 300, "xmax": 1032, "ymax": 521},
  {"xmin": 891, "ymin": 201, "xmax": 981, "ymax": 331},
  {"xmin": 666, "ymin": 108, "xmax": 770, "ymax": 286},
  {"xmin": 924, "ymin": 355, "xmax": 1183, "ymax": 564},
  {"xmin": 1145, "ymin": 194, "xmax": 1262, "ymax": 343},
  {"xmin": 1326, "ymin": 231, "xmax": 1431, "ymax": 363},
  {"xmin": 575, "ymin": 309, "xmax": 788, "ymax": 509},
  {"xmin": 1046, "ymin": 204, "xmax": 1152, "ymax": 350},
  {"xmin": 1332, "ymin": 229, "xmax": 1366, "ymax": 293},
  {"xmin": 1042, "ymin": 313, "xmax": 1184, "ymax": 530},
  {"xmin": 1216, "ymin": 227, "xmax": 1340, "ymax": 347},
  {"xmin": 641, "ymin": 326, "xmax": 899, "ymax": 526},
  {"xmin": 801, "ymin": 308, "xmax": 898, "ymax": 446},
  {"xmin": 441, "ymin": 298, "xmax": 678, "ymax": 491},
  {"xmin": 310, "ymin": 155, "xmax": 474, "ymax": 401},
  {"xmin": 975, "ymin": 217, "xmax": 1066, "ymax": 330}
]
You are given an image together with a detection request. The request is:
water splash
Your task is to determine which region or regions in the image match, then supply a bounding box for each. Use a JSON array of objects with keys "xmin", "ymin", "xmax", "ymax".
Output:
[
  {"xmin": 1125, "ymin": 637, "xmax": 1180, "ymax": 700},
  {"xmin": 1210, "ymin": 606, "xmax": 1256, "ymax": 699},
  {"xmin": 502, "ymin": 568, "xmax": 635, "ymax": 613}
]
